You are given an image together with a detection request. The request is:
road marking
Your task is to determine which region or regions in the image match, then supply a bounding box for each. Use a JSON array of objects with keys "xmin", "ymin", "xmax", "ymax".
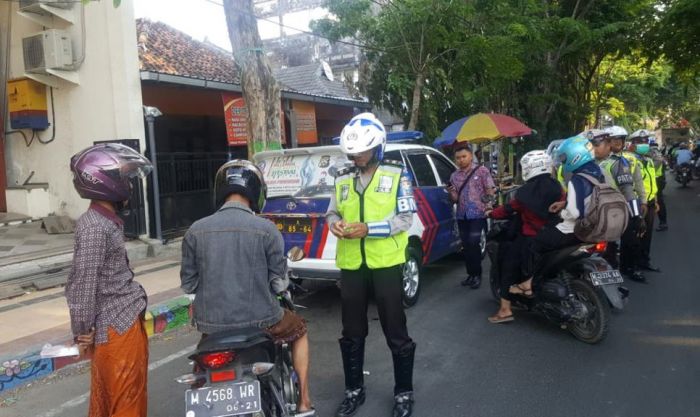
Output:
[{"xmin": 36, "ymin": 344, "xmax": 196, "ymax": 417}]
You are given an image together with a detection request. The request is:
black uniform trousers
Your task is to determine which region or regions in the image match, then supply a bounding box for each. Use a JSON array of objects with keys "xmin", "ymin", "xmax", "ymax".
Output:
[
  {"xmin": 620, "ymin": 218, "xmax": 643, "ymax": 274},
  {"xmin": 341, "ymin": 264, "xmax": 413, "ymax": 354},
  {"xmin": 656, "ymin": 178, "xmax": 667, "ymax": 225},
  {"xmin": 640, "ymin": 199, "xmax": 656, "ymax": 267}
]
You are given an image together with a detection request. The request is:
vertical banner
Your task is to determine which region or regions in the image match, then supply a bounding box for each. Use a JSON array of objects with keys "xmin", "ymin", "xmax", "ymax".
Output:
[
  {"xmin": 222, "ymin": 93, "xmax": 247, "ymax": 146},
  {"xmin": 293, "ymin": 101, "xmax": 318, "ymax": 145},
  {"xmin": 222, "ymin": 93, "xmax": 286, "ymax": 147}
]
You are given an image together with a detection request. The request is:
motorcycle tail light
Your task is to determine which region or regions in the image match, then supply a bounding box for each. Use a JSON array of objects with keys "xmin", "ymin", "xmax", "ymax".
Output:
[
  {"xmin": 585, "ymin": 242, "xmax": 607, "ymax": 254},
  {"xmin": 211, "ymin": 369, "xmax": 237, "ymax": 383},
  {"xmin": 199, "ymin": 351, "xmax": 236, "ymax": 369}
]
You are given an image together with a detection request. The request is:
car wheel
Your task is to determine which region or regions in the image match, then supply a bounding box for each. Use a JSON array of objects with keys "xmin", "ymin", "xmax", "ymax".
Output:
[{"xmin": 402, "ymin": 245, "xmax": 422, "ymax": 308}]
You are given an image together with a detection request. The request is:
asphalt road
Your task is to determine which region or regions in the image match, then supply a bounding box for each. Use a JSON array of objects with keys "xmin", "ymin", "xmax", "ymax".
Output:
[{"xmin": 2, "ymin": 183, "xmax": 699, "ymax": 417}]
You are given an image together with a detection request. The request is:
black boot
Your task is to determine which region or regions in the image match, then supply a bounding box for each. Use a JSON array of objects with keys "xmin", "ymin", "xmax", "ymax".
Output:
[
  {"xmin": 336, "ymin": 338, "xmax": 366, "ymax": 417},
  {"xmin": 392, "ymin": 342, "xmax": 416, "ymax": 417}
]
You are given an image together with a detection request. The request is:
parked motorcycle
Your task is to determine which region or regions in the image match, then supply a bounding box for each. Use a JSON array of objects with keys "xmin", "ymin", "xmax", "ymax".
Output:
[
  {"xmin": 676, "ymin": 163, "xmax": 692, "ymax": 187},
  {"xmin": 487, "ymin": 220, "xmax": 628, "ymax": 344},
  {"xmin": 176, "ymin": 247, "xmax": 306, "ymax": 417}
]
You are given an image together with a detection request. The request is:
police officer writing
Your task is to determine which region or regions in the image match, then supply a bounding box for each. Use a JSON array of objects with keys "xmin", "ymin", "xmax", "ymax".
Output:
[{"xmin": 326, "ymin": 113, "xmax": 417, "ymax": 417}]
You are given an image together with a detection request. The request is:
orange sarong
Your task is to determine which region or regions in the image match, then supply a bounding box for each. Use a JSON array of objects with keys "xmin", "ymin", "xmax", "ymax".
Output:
[{"xmin": 89, "ymin": 320, "xmax": 148, "ymax": 417}]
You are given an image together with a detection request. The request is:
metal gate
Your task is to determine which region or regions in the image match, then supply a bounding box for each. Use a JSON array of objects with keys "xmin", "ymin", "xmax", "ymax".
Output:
[{"xmin": 156, "ymin": 152, "xmax": 228, "ymax": 238}]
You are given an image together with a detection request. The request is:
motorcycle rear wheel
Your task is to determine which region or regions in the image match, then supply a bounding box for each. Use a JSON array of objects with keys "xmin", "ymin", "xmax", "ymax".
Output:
[{"xmin": 568, "ymin": 279, "xmax": 610, "ymax": 344}]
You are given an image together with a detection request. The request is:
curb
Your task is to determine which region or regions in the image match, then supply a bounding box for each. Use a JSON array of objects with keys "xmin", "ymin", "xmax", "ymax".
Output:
[{"xmin": 0, "ymin": 294, "xmax": 194, "ymax": 394}]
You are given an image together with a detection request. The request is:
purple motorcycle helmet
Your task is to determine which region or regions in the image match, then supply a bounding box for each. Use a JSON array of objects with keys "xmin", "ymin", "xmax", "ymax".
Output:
[{"xmin": 70, "ymin": 143, "xmax": 152, "ymax": 202}]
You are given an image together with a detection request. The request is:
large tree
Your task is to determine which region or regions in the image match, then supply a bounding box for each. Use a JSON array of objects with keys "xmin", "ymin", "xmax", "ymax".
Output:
[{"xmin": 223, "ymin": 0, "xmax": 282, "ymax": 157}]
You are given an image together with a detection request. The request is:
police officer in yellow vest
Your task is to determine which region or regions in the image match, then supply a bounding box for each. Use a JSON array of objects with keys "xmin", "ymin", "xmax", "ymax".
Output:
[
  {"xmin": 606, "ymin": 126, "xmax": 648, "ymax": 282},
  {"xmin": 326, "ymin": 113, "xmax": 417, "ymax": 417},
  {"xmin": 629, "ymin": 129, "xmax": 662, "ymax": 273}
]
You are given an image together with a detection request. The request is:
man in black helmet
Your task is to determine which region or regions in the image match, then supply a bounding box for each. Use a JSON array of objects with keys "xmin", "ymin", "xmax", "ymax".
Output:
[{"xmin": 180, "ymin": 160, "xmax": 315, "ymax": 416}]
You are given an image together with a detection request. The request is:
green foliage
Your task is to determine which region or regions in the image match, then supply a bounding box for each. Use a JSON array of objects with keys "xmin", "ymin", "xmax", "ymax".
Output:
[{"xmin": 314, "ymin": 0, "xmax": 699, "ymax": 142}]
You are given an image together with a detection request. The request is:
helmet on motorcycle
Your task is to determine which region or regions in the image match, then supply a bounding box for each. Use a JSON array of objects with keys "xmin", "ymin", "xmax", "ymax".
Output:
[
  {"xmin": 339, "ymin": 113, "xmax": 386, "ymax": 161},
  {"xmin": 603, "ymin": 125, "xmax": 628, "ymax": 140},
  {"xmin": 520, "ymin": 150, "xmax": 553, "ymax": 182},
  {"xmin": 556, "ymin": 135, "xmax": 594, "ymax": 173},
  {"xmin": 629, "ymin": 129, "xmax": 651, "ymax": 144},
  {"xmin": 70, "ymin": 143, "xmax": 152, "ymax": 202},
  {"xmin": 214, "ymin": 160, "xmax": 267, "ymax": 212}
]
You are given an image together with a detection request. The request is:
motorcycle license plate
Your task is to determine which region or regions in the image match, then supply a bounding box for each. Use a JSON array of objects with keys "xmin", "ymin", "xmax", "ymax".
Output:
[
  {"xmin": 589, "ymin": 270, "xmax": 623, "ymax": 286},
  {"xmin": 185, "ymin": 380, "xmax": 261, "ymax": 417}
]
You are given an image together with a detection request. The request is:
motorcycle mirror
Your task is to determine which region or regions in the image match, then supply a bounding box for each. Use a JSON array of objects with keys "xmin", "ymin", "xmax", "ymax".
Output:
[{"xmin": 287, "ymin": 246, "xmax": 305, "ymax": 262}]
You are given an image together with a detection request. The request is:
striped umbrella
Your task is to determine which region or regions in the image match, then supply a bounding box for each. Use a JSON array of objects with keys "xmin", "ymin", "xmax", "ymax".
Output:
[{"xmin": 434, "ymin": 113, "xmax": 532, "ymax": 147}]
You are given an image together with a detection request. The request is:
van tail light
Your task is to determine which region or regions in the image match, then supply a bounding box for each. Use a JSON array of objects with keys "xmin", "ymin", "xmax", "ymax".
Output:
[
  {"xmin": 211, "ymin": 369, "xmax": 237, "ymax": 383},
  {"xmin": 199, "ymin": 351, "xmax": 236, "ymax": 369},
  {"xmin": 585, "ymin": 242, "xmax": 608, "ymax": 254}
]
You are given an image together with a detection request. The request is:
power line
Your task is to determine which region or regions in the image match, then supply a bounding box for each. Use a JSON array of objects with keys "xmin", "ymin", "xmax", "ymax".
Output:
[{"xmin": 203, "ymin": 0, "xmax": 388, "ymax": 52}]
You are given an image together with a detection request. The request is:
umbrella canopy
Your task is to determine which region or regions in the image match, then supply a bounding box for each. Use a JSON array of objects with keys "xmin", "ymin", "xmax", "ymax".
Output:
[{"xmin": 433, "ymin": 113, "xmax": 532, "ymax": 147}]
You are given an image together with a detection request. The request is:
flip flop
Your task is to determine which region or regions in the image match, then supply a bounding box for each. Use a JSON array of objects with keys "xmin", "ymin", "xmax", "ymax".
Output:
[
  {"xmin": 488, "ymin": 314, "xmax": 514, "ymax": 324},
  {"xmin": 295, "ymin": 408, "xmax": 316, "ymax": 417},
  {"xmin": 509, "ymin": 283, "xmax": 534, "ymax": 298}
]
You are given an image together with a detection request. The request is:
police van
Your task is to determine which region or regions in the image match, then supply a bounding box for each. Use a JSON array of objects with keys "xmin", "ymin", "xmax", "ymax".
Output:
[{"xmin": 254, "ymin": 132, "xmax": 462, "ymax": 307}]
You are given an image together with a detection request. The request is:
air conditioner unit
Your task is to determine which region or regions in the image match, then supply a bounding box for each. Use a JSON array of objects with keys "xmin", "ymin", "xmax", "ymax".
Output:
[
  {"xmin": 19, "ymin": 0, "xmax": 74, "ymax": 12},
  {"xmin": 22, "ymin": 29, "xmax": 73, "ymax": 73}
]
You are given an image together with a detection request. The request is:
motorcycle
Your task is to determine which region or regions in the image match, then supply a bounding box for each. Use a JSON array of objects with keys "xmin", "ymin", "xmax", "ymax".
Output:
[
  {"xmin": 487, "ymin": 220, "xmax": 628, "ymax": 344},
  {"xmin": 676, "ymin": 163, "xmax": 692, "ymax": 187},
  {"xmin": 176, "ymin": 247, "xmax": 306, "ymax": 417}
]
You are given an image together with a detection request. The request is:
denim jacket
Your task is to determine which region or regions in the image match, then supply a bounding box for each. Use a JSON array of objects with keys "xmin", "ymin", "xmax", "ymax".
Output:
[{"xmin": 180, "ymin": 201, "xmax": 286, "ymax": 334}]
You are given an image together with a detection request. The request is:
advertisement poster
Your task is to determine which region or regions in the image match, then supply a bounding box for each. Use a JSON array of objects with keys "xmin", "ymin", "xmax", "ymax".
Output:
[
  {"xmin": 222, "ymin": 93, "xmax": 286, "ymax": 146},
  {"xmin": 257, "ymin": 152, "xmax": 349, "ymax": 197},
  {"xmin": 293, "ymin": 100, "xmax": 318, "ymax": 145}
]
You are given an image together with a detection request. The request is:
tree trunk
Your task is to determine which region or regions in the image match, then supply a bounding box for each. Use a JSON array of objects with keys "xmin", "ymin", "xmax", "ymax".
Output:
[
  {"xmin": 223, "ymin": 0, "xmax": 282, "ymax": 158},
  {"xmin": 407, "ymin": 71, "xmax": 424, "ymax": 130}
]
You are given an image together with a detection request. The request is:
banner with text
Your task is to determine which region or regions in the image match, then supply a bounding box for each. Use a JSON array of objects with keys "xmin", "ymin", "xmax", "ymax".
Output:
[{"xmin": 222, "ymin": 93, "xmax": 286, "ymax": 146}]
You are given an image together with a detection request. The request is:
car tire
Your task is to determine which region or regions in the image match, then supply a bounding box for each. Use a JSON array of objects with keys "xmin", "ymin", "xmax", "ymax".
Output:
[{"xmin": 402, "ymin": 244, "xmax": 423, "ymax": 308}]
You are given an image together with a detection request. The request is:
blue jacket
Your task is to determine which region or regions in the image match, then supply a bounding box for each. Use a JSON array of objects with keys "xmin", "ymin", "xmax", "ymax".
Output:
[
  {"xmin": 571, "ymin": 161, "xmax": 605, "ymax": 219},
  {"xmin": 180, "ymin": 201, "xmax": 286, "ymax": 334}
]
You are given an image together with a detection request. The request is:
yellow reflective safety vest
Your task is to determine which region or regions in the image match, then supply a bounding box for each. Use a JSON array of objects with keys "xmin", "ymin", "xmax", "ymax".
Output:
[
  {"xmin": 556, "ymin": 165, "xmax": 567, "ymax": 191},
  {"xmin": 640, "ymin": 156, "xmax": 658, "ymax": 202},
  {"xmin": 334, "ymin": 163, "xmax": 408, "ymax": 270}
]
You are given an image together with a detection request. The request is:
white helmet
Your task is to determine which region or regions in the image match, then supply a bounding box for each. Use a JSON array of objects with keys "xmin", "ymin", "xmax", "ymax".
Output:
[
  {"xmin": 339, "ymin": 113, "xmax": 386, "ymax": 160},
  {"xmin": 629, "ymin": 129, "xmax": 651, "ymax": 142},
  {"xmin": 604, "ymin": 125, "xmax": 628, "ymax": 139},
  {"xmin": 580, "ymin": 129, "xmax": 610, "ymax": 141},
  {"xmin": 520, "ymin": 150, "xmax": 553, "ymax": 182}
]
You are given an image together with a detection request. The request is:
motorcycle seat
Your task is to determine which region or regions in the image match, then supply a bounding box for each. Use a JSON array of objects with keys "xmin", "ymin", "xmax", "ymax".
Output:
[
  {"xmin": 197, "ymin": 327, "xmax": 272, "ymax": 352},
  {"xmin": 538, "ymin": 245, "xmax": 584, "ymax": 279}
]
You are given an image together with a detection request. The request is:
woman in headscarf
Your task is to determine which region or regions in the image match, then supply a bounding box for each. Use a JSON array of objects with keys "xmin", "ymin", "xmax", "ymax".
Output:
[{"xmin": 486, "ymin": 150, "xmax": 564, "ymax": 323}]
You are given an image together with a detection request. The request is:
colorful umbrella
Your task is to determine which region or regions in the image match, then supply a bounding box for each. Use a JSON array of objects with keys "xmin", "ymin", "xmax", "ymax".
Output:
[{"xmin": 433, "ymin": 113, "xmax": 532, "ymax": 147}]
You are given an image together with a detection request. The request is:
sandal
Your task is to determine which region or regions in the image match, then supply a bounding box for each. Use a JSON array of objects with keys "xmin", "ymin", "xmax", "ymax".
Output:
[
  {"xmin": 295, "ymin": 408, "xmax": 316, "ymax": 417},
  {"xmin": 488, "ymin": 314, "xmax": 514, "ymax": 324},
  {"xmin": 509, "ymin": 283, "xmax": 534, "ymax": 298}
]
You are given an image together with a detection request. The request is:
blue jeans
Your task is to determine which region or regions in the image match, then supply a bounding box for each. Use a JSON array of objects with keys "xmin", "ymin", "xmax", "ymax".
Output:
[{"xmin": 458, "ymin": 218, "xmax": 487, "ymax": 277}]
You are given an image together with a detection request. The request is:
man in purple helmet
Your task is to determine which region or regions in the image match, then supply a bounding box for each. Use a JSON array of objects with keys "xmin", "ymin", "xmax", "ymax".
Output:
[{"xmin": 66, "ymin": 143, "xmax": 152, "ymax": 417}]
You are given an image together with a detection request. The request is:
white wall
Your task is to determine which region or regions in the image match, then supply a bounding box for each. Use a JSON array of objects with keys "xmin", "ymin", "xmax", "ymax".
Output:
[{"xmin": 3, "ymin": 0, "xmax": 145, "ymax": 220}]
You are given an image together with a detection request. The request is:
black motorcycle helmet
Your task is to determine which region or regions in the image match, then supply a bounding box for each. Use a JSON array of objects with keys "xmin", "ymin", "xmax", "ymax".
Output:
[{"xmin": 213, "ymin": 160, "xmax": 267, "ymax": 212}]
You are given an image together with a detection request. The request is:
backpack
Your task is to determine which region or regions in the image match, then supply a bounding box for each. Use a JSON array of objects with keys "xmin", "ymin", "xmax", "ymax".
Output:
[{"xmin": 573, "ymin": 173, "xmax": 629, "ymax": 243}]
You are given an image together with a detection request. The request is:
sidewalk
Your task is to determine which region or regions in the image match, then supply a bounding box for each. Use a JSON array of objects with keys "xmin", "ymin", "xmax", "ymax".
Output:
[{"xmin": 0, "ymin": 256, "xmax": 193, "ymax": 394}]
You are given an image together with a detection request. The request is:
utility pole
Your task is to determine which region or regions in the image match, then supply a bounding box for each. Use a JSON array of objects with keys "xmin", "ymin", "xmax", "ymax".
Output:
[{"xmin": 223, "ymin": 0, "xmax": 283, "ymax": 158}]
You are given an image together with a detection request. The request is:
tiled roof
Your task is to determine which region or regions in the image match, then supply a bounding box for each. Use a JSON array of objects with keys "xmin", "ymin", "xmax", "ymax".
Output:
[
  {"xmin": 136, "ymin": 18, "xmax": 240, "ymax": 84},
  {"xmin": 136, "ymin": 19, "xmax": 363, "ymax": 103},
  {"xmin": 274, "ymin": 63, "xmax": 357, "ymax": 101}
]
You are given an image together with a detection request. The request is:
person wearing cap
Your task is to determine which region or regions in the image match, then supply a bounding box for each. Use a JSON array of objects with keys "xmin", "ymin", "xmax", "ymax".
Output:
[
  {"xmin": 649, "ymin": 141, "xmax": 668, "ymax": 231},
  {"xmin": 629, "ymin": 130, "xmax": 661, "ymax": 273},
  {"xmin": 605, "ymin": 126, "xmax": 648, "ymax": 282}
]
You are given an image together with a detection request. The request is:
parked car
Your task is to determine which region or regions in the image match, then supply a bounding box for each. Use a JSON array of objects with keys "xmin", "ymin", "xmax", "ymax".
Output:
[{"xmin": 254, "ymin": 135, "xmax": 462, "ymax": 307}]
